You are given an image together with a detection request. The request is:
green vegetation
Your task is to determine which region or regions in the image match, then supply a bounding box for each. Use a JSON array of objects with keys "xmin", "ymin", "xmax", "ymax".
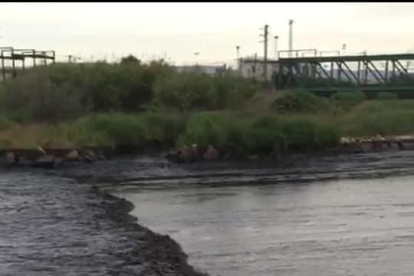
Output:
[
  {"xmin": 0, "ymin": 60, "xmax": 173, "ymax": 122},
  {"xmin": 153, "ymin": 72, "xmax": 258, "ymax": 111},
  {"xmin": 1, "ymin": 57, "xmax": 414, "ymax": 159},
  {"xmin": 177, "ymin": 112, "xmax": 340, "ymax": 157},
  {"xmin": 377, "ymin": 92, "xmax": 398, "ymax": 100},
  {"xmin": 270, "ymin": 89, "xmax": 330, "ymax": 113},
  {"xmin": 330, "ymin": 90, "xmax": 367, "ymax": 110},
  {"xmin": 45, "ymin": 112, "xmax": 186, "ymax": 149}
]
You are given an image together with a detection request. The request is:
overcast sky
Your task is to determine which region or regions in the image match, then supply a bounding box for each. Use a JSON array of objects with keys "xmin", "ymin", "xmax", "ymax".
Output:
[{"xmin": 1, "ymin": 2, "xmax": 414, "ymax": 66}]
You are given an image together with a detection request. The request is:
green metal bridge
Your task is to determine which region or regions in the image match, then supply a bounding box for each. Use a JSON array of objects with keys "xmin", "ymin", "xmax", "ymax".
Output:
[{"xmin": 275, "ymin": 53, "xmax": 414, "ymax": 96}]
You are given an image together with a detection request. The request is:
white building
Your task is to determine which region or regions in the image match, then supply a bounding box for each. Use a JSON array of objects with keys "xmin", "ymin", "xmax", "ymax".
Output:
[
  {"xmin": 238, "ymin": 57, "xmax": 280, "ymax": 81},
  {"xmin": 173, "ymin": 64, "xmax": 226, "ymax": 76}
]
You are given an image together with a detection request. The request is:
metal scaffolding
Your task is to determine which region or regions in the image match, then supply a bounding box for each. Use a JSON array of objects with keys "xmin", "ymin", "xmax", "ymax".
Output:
[{"xmin": 0, "ymin": 47, "xmax": 55, "ymax": 81}]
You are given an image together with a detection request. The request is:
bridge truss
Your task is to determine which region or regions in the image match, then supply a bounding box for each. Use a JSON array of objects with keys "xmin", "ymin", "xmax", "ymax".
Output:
[{"xmin": 276, "ymin": 53, "xmax": 414, "ymax": 93}]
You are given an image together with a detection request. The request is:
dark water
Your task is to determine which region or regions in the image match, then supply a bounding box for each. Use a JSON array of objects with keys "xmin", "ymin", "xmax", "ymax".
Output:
[
  {"xmin": 4, "ymin": 150, "xmax": 414, "ymax": 276},
  {"xmin": 0, "ymin": 170, "xmax": 145, "ymax": 276},
  {"xmin": 108, "ymin": 152, "xmax": 414, "ymax": 276}
]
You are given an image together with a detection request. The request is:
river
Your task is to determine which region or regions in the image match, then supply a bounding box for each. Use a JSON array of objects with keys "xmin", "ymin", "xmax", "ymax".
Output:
[
  {"xmin": 109, "ymin": 151, "xmax": 414, "ymax": 276},
  {"xmin": 3, "ymin": 151, "xmax": 414, "ymax": 275}
]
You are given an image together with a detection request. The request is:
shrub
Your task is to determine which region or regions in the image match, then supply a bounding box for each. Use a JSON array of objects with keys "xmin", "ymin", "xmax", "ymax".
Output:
[
  {"xmin": 87, "ymin": 113, "xmax": 146, "ymax": 146},
  {"xmin": 340, "ymin": 110, "xmax": 414, "ymax": 137},
  {"xmin": 249, "ymin": 116, "xmax": 287, "ymax": 154},
  {"xmin": 120, "ymin": 55, "xmax": 141, "ymax": 64},
  {"xmin": 280, "ymin": 118, "xmax": 339, "ymax": 151},
  {"xmin": 54, "ymin": 112, "xmax": 187, "ymax": 148},
  {"xmin": 153, "ymin": 73, "xmax": 212, "ymax": 111},
  {"xmin": 153, "ymin": 73, "xmax": 258, "ymax": 111},
  {"xmin": 0, "ymin": 60, "xmax": 174, "ymax": 122},
  {"xmin": 0, "ymin": 116, "xmax": 14, "ymax": 131},
  {"xmin": 331, "ymin": 90, "xmax": 366, "ymax": 109},
  {"xmin": 177, "ymin": 112, "xmax": 340, "ymax": 157},
  {"xmin": 139, "ymin": 112, "xmax": 187, "ymax": 146},
  {"xmin": 177, "ymin": 112, "xmax": 231, "ymax": 150},
  {"xmin": 1, "ymin": 71, "xmax": 86, "ymax": 122},
  {"xmin": 377, "ymin": 92, "xmax": 398, "ymax": 100},
  {"xmin": 270, "ymin": 89, "xmax": 330, "ymax": 113}
]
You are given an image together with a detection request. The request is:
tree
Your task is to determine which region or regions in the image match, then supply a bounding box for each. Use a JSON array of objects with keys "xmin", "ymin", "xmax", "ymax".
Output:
[{"xmin": 120, "ymin": 55, "xmax": 141, "ymax": 64}]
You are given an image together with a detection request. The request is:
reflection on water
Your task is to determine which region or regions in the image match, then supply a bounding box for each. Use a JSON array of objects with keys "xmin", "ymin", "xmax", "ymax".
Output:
[{"xmin": 115, "ymin": 176, "xmax": 414, "ymax": 276}]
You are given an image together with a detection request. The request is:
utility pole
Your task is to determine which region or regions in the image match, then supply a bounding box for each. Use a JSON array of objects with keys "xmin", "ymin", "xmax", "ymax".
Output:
[
  {"xmin": 274, "ymin": 36, "xmax": 279, "ymax": 59},
  {"xmin": 264, "ymin": 24, "xmax": 269, "ymax": 81},
  {"xmin": 341, "ymin": 43, "xmax": 347, "ymax": 56},
  {"xmin": 260, "ymin": 24, "xmax": 269, "ymax": 81},
  {"xmin": 254, "ymin": 52, "xmax": 257, "ymax": 79},
  {"xmin": 194, "ymin": 52, "xmax": 200, "ymax": 66},
  {"xmin": 289, "ymin": 19, "xmax": 294, "ymax": 58},
  {"xmin": 236, "ymin": 45, "xmax": 241, "ymax": 75}
]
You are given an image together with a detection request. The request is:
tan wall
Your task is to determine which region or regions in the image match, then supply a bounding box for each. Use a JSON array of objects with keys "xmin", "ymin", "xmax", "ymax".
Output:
[{"xmin": 239, "ymin": 61, "xmax": 279, "ymax": 81}]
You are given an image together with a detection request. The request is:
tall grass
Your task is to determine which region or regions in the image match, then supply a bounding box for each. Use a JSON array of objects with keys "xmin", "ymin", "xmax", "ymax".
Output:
[
  {"xmin": 152, "ymin": 72, "xmax": 259, "ymax": 111},
  {"xmin": 330, "ymin": 90, "xmax": 367, "ymax": 110},
  {"xmin": 48, "ymin": 112, "xmax": 187, "ymax": 148},
  {"xmin": 177, "ymin": 112, "xmax": 341, "ymax": 157},
  {"xmin": 336, "ymin": 100, "xmax": 414, "ymax": 136},
  {"xmin": 0, "ymin": 61, "xmax": 259, "ymax": 123},
  {"xmin": 270, "ymin": 89, "xmax": 331, "ymax": 114},
  {"xmin": 0, "ymin": 60, "xmax": 173, "ymax": 122},
  {"xmin": 1, "ymin": 98, "xmax": 414, "ymax": 154},
  {"xmin": 377, "ymin": 92, "xmax": 398, "ymax": 100}
]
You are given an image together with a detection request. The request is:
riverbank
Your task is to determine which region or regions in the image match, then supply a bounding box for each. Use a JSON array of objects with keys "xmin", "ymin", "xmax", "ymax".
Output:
[
  {"xmin": 2, "ymin": 97, "xmax": 414, "ymax": 166},
  {"xmin": 0, "ymin": 165, "xmax": 209, "ymax": 276},
  {"xmin": 2, "ymin": 132, "xmax": 413, "ymax": 169},
  {"xmin": 3, "ymin": 61, "xmax": 414, "ymax": 166},
  {"xmin": 56, "ymin": 154, "xmax": 210, "ymax": 276},
  {"xmin": 92, "ymin": 187, "xmax": 209, "ymax": 276}
]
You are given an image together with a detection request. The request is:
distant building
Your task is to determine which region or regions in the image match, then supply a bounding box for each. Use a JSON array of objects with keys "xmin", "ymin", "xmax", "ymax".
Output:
[
  {"xmin": 173, "ymin": 64, "xmax": 227, "ymax": 76},
  {"xmin": 238, "ymin": 57, "xmax": 280, "ymax": 81}
]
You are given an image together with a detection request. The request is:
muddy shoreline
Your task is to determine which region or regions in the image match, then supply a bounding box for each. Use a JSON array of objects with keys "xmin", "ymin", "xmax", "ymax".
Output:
[
  {"xmin": 91, "ymin": 187, "xmax": 209, "ymax": 276},
  {"xmin": 3, "ymin": 134, "xmax": 414, "ymax": 168},
  {"xmin": 0, "ymin": 162, "xmax": 209, "ymax": 275}
]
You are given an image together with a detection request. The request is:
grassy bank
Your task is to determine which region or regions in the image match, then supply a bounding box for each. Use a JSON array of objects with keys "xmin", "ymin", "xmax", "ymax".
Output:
[
  {"xmin": 1, "ymin": 100, "xmax": 413, "ymax": 156},
  {"xmin": 1, "ymin": 58, "xmax": 414, "ymax": 158}
]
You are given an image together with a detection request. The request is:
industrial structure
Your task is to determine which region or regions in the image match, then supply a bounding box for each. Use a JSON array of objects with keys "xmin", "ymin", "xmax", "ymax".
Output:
[
  {"xmin": 235, "ymin": 20, "xmax": 414, "ymax": 95},
  {"xmin": 0, "ymin": 47, "xmax": 55, "ymax": 81},
  {"xmin": 275, "ymin": 52, "xmax": 414, "ymax": 94},
  {"xmin": 238, "ymin": 56, "xmax": 279, "ymax": 81},
  {"xmin": 173, "ymin": 64, "xmax": 227, "ymax": 76}
]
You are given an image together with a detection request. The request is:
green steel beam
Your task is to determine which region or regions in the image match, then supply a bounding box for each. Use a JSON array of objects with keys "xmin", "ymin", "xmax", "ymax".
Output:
[
  {"xmin": 367, "ymin": 60, "xmax": 387, "ymax": 84},
  {"xmin": 335, "ymin": 61, "xmax": 354, "ymax": 84},
  {"xmin": 279, "ymin": 53, "xmax": 414, "ymax": 63},
  {"xmin": 341, "ymin": 61, "xmax": 359, "ymax": 84}
]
